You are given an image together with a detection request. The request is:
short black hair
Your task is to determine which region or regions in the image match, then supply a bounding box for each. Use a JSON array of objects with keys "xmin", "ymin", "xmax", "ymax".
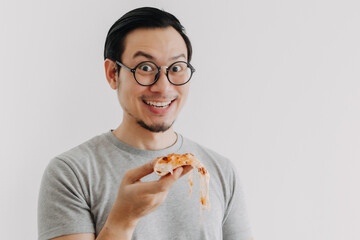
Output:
[{"xmin": 104, "ymin": 7, "xmax": 193, "ymax": 63}]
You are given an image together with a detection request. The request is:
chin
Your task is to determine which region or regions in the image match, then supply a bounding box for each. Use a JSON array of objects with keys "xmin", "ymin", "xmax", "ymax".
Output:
[{"xmin": 137, "ymin": 120, "xmax": 175, "ymax": 133}]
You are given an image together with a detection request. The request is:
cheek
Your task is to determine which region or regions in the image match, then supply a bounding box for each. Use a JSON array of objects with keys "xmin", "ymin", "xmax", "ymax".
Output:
[
  {"xmin": 117, "ymin": 81, "xmax": 144, "ymax": 109},
  {"xmin": 116, "ymin": 80, "xmax": 130, "ymax": 108},
  {"xmin": 179, "ymin": 86, "xmax": 190, "ymax": 104}
]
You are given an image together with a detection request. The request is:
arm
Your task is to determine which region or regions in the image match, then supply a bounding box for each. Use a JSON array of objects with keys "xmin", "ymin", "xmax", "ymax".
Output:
[
  {"xmin": 222, "ymin": 161, "xmax": 253, "ymax": 240},
  {"xmin": 97, "ymin": 159, "xmax": 193, "ymax": 240},
  {"xmin": 48, "ymin": 159, "xmax": 192, "ymax": 240},
  {"xmin": 51, "ymin": 233, "xmax": 94, "ymax": 240}
]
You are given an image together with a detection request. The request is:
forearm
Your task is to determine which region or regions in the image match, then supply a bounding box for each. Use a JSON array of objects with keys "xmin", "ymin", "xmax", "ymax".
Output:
[
  {"xmin": 96, "ymin": 207, "xmax": 138, "ymax": 240},
  {"xmin": 96, "ymin": 224, "xmax": 135, "ymax": 240}
]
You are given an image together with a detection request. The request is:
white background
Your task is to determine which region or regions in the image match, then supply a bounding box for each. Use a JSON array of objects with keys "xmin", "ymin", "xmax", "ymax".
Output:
[{"xmin": 1, "ymin": 0, "xmax": 359, "ymax": 239}]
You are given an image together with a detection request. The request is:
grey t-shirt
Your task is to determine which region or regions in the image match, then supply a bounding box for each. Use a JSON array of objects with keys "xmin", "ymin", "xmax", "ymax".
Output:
[{"xmin": 38, "ymin": 131, "xmax": 252, "ymax": 240}]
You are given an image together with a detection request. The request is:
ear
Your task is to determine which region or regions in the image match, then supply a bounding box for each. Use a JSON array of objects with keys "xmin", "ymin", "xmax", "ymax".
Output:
[{"xmin": 104, "ymin": 59, "xmax": 118, "ymax": 90}]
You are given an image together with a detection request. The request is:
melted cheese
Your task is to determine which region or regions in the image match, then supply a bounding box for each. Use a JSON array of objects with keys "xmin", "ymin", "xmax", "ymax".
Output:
[{"xmin": 154, "ymin": 153, "xmax": 210, "ymax": 210}]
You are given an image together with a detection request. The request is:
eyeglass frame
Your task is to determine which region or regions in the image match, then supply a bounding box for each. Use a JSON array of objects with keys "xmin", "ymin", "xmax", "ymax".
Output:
[{"xmin": 115, "ymin": 60, "xmax": 196, "ymax": 86}]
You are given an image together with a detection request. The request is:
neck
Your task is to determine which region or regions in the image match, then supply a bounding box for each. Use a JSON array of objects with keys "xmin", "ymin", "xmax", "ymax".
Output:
[{"xmin": 112, "ymin": 120, "xmax": 178, "ymax": 151}]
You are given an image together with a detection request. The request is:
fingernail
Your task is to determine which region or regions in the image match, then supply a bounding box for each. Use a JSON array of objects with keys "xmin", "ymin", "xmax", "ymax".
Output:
[{"xmin": 175, "ymin": 167, "xmax": 183, "ymax": 177}]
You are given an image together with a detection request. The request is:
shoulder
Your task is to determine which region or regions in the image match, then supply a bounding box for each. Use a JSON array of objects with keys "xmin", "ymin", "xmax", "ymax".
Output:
[
  {"xmin": 59, "ymin": 132, "xmax": 111, "ymax": 160},
  {"xmin": 52, "ymin": 132, "xmax": 113, "ymax": 167},
  {"xmin": 44, "ymin": 132, "xmax": 115, "ymax": 181}
]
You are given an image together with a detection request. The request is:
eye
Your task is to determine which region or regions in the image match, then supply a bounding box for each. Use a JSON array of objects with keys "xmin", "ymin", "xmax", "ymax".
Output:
[
  {"xmin": 139, "ymin": 64, "xmax": 154, "ymax": 72},
  {"xmin": 171, "ymin": 64, "xmax": 183, "ymax": 72}
]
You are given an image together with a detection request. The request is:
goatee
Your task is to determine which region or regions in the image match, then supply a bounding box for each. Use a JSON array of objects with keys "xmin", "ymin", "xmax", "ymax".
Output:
[{"xmin": 136, "ymin": 120, "xmax": 175, "ymax": 133}]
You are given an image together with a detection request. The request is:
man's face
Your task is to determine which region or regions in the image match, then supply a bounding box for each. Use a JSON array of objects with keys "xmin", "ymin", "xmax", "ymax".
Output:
[{"xmin": 117, "ymin": 27, "xmax": 190, "ymax": 132}]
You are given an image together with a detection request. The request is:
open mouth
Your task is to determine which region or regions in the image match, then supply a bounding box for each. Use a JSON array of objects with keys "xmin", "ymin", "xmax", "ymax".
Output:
[{"xmin": 143, "ymin": 99, "xmax": 175, "ymax": 109}]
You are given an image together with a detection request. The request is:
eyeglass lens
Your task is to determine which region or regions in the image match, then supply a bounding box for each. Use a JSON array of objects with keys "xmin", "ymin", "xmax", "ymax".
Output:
[{"xmin": 134, "ymin": 61, "xmax": 192, "ymax": 85}]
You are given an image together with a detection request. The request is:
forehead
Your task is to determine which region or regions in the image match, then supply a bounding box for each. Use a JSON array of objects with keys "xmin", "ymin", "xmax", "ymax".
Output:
[{"xmin": 122, "ymin": 27, "xmax": 188, "ymax": 62}]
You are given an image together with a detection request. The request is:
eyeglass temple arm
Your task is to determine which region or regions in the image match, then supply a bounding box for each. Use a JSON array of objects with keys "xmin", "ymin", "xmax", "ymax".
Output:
[{"xmin": 115, "ymin": 61, "xmax": 133, "ymax": 72}]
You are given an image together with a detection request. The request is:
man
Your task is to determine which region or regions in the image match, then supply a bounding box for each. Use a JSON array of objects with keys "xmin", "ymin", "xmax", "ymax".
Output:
[{"xmin": 38, "ymin": 7, "xmax": 253, "ymax": 240}]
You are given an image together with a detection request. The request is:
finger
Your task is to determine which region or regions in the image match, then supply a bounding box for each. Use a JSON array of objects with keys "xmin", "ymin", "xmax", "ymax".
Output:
[
  {"xmin": 179, "ymin": 165, "xmax": 193, "ymax": 178},
  {"xmin": 157, "ymin": 165, "xmax": 193, "ymax": 181},
  {"xmin": 158, "ymin": 167, "xmax": 184, "ymax": 189},
  {"xmin": 138, "ymin": 167, "xmax": 184, "ymax": 194},
  {"xmin": 123, "ymin": 159, "xmax": 157, "ymax": 184}
]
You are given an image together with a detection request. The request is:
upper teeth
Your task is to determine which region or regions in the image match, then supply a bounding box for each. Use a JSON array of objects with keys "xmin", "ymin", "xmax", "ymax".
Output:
[{"xmin": 145, "ymin": 100, "xmax": 172, "ymax": 107}]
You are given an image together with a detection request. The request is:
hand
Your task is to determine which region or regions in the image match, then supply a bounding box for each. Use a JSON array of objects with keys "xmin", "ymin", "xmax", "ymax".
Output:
[{"xmin": 97, "ymin": 159, "xmax": 192, "ymax": 239}]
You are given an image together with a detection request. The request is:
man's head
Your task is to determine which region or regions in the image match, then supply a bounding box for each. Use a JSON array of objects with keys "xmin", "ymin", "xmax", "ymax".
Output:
[
  {"xmin": 104, "ymin": 7, "xmax": 193, "ymax": 133},
  {"xmin": 104, "ymin": 7, "xmax": 192, "ymax": 63}
]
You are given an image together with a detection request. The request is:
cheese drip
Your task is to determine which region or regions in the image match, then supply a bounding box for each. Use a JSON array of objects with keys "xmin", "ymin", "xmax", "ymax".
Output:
[{"xmin": 153, "ymin": 153, "xmax": 210, "ymax": 210}]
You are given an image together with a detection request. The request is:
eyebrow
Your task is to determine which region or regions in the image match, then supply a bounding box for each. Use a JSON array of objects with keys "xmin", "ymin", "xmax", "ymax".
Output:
[
  {"xmin": 170, "ymin": 53, "xmax": 186, "ymax": 61},
  {"xmin": 133, "ymin": 51, "xmax": 154, "ymax": 60},
  {"xmin": 133, "ymin": 51, "xmax": 186, "ymax": 61}
]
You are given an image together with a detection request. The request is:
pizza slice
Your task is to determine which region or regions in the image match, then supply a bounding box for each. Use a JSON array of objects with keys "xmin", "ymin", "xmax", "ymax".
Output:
[{"xmin": 153, "ymin": 153, "xmax": 210, "ymax": 210}]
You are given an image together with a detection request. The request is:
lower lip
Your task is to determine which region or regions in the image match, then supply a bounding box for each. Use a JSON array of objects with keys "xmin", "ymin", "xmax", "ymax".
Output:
[{"xmin": 144, "ymin": 100, "xmax": 175, "ymax": 115}]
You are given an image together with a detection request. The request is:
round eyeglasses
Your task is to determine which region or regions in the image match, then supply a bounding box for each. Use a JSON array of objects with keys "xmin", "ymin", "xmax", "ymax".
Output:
[{"xmin": 115, "ymin": 60, "xmax": 195, "ymax": 86}]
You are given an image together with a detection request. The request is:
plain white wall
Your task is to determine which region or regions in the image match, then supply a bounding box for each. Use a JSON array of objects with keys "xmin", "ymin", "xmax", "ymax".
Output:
[{"xmin": 1, "ymin": 0, "xmax": 359, "ymax": 239}]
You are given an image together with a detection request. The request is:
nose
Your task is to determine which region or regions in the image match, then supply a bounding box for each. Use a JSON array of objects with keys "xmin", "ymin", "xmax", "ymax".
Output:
[{"xmin": 149, "ymin": 67, "xmax": 171, "ymax": 92}]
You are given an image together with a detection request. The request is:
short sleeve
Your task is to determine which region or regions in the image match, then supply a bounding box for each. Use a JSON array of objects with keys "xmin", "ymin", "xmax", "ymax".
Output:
[
  {"xmin": 222, "ymin": 161, "xmax": 253, "ymax": 240},
  {"xmin": 37, "ymin": 157, "xmax": 95, "ymax": 240}
]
